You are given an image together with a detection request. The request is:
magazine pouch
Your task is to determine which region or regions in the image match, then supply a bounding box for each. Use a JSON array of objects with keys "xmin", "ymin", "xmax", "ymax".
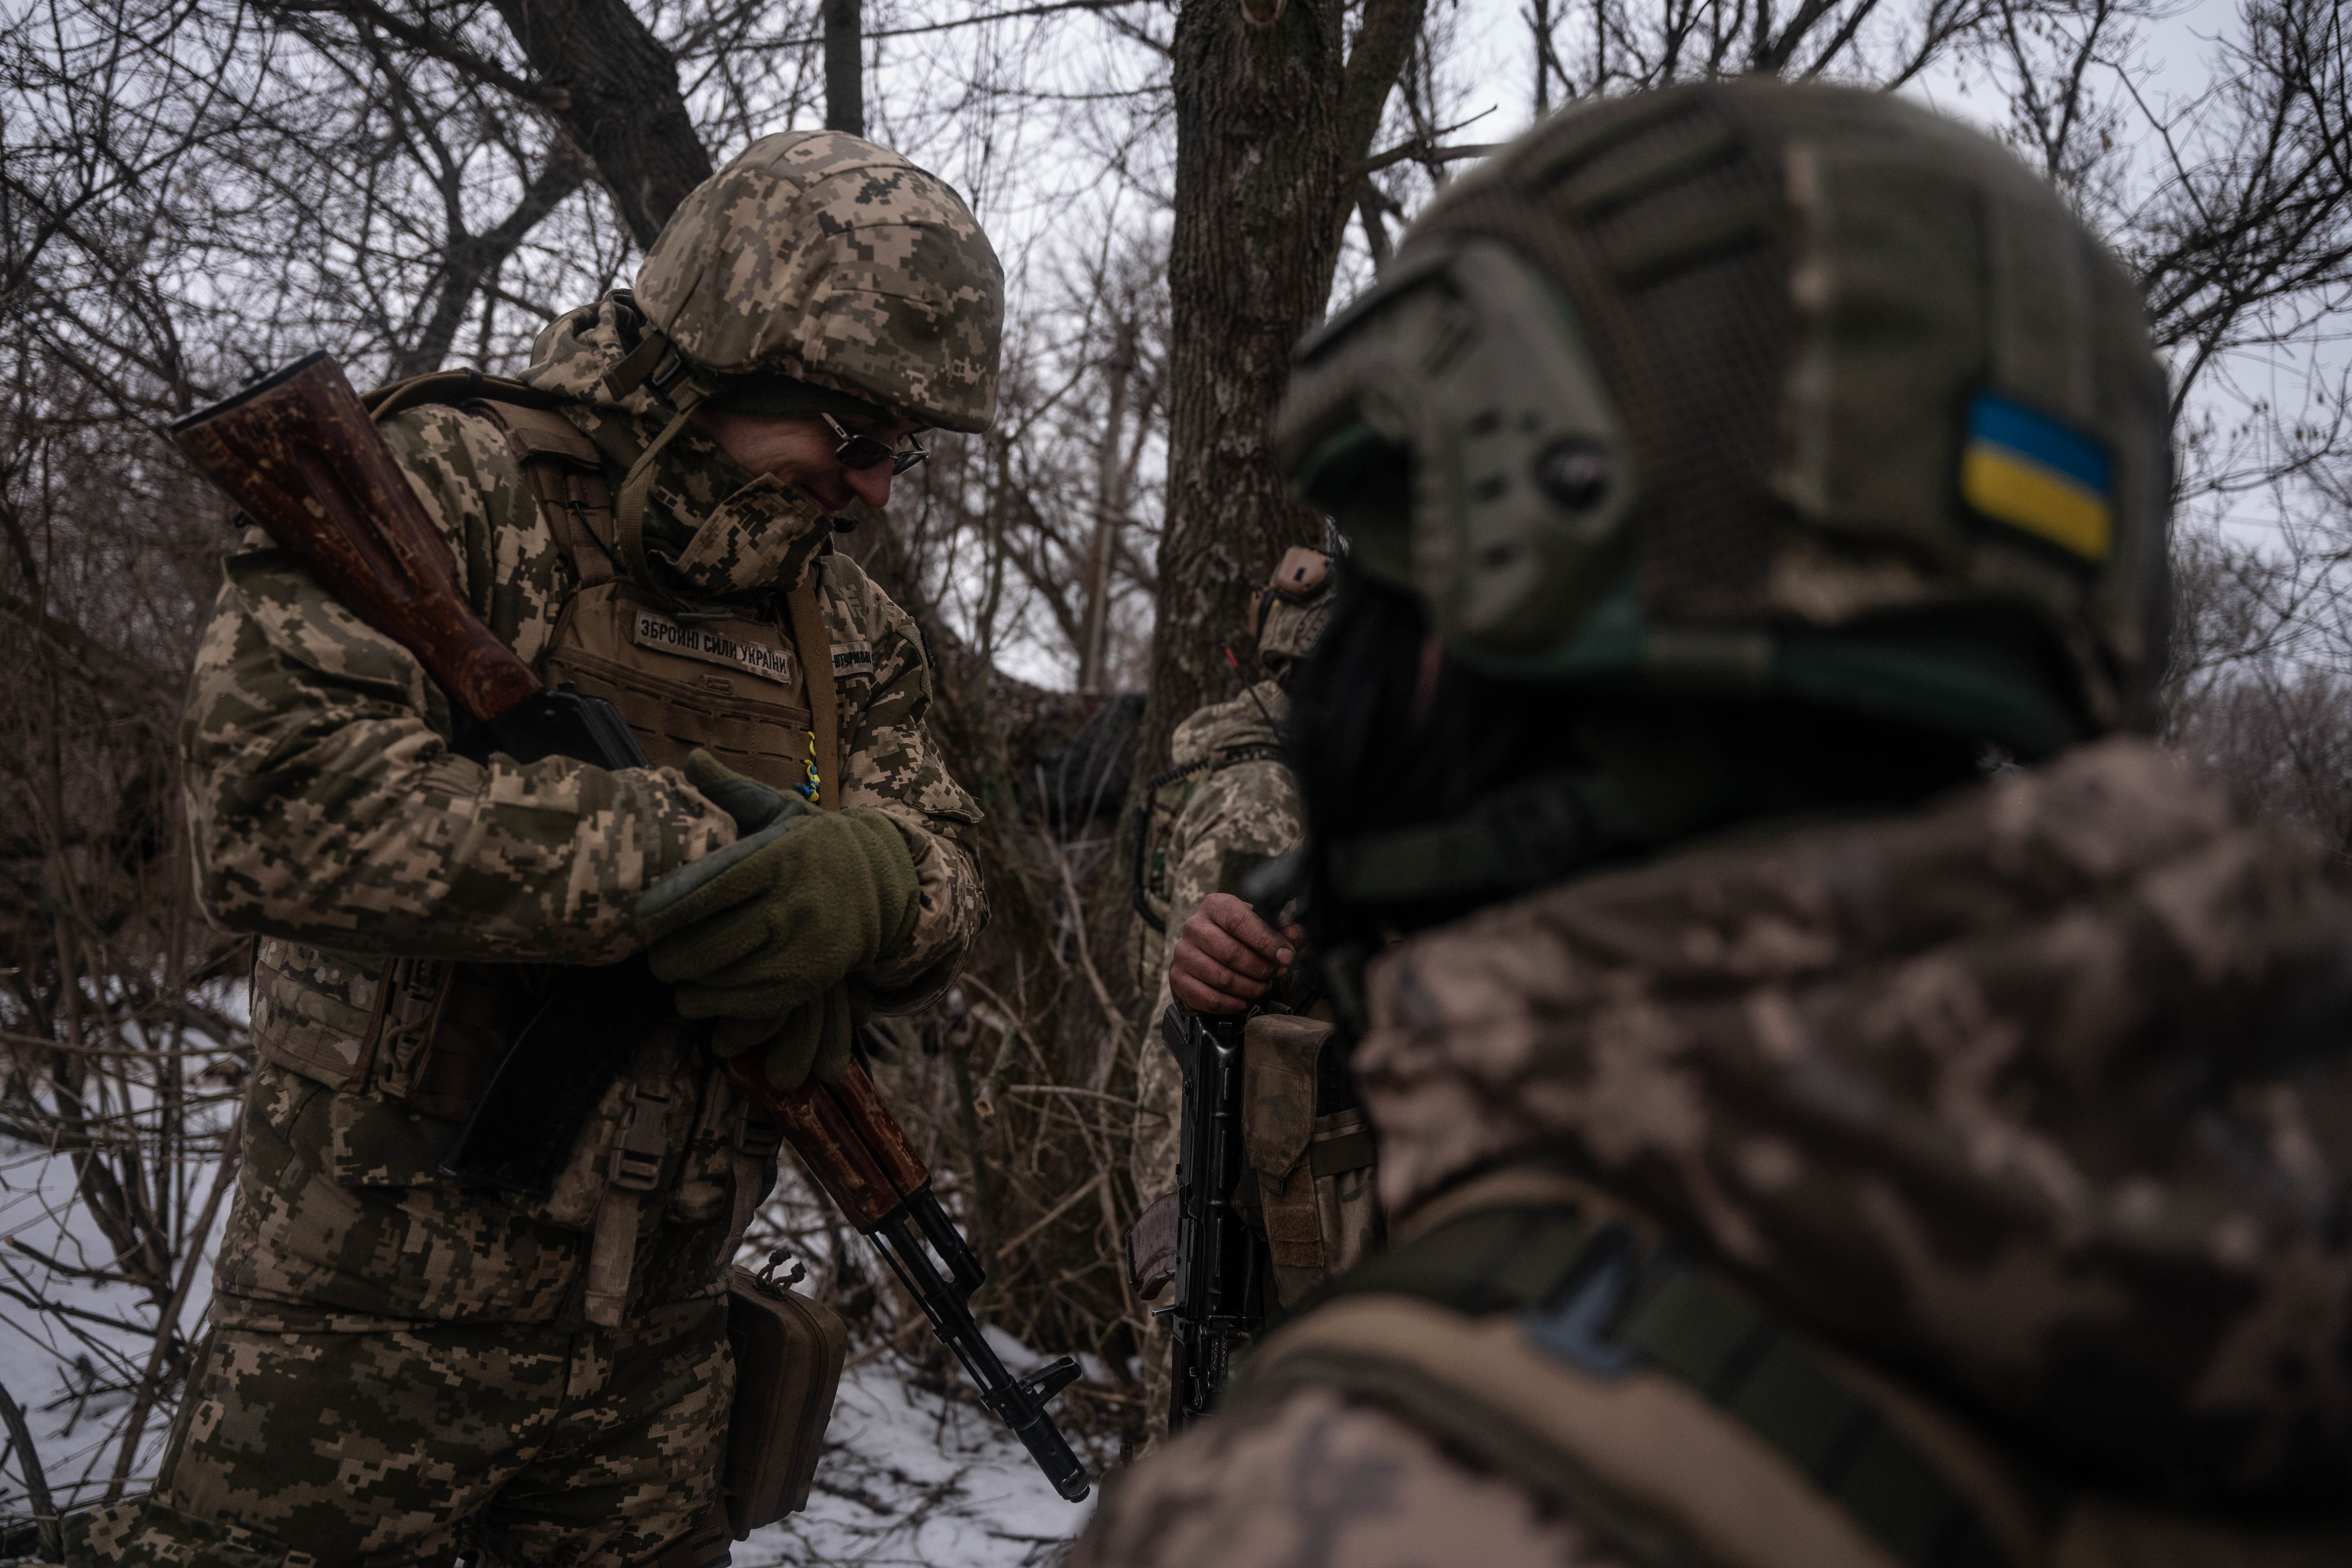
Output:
[{"xmin": 723, "ymin": 1262, "xmax": 850, "ymax": 1537}]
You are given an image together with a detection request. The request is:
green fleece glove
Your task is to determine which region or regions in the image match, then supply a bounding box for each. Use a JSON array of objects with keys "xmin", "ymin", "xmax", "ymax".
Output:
[
  {"xmin": 733, "ymin": 980, "xmax": 872, "ymax": 1089},
  {"xmin": 683, "ymin": 748, "xmax": 803, "ymax": 835},
  {"xmin": 636, "ymin": 803, "xmax": 920, "ymax": 1076}
]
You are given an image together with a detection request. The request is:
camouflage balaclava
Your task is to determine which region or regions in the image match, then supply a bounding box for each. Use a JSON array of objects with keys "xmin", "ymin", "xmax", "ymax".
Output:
[
  {"xmin": 1276, "ymin": 81, "xmax": 2171, "ymax": 756},
  {"xmin": 1250, "ymin": 545, "xmax": 1335, "ymax": 676},
  {"xmin": 600, "ymin": 131, "xmax": 1005, "ymax": 580}
]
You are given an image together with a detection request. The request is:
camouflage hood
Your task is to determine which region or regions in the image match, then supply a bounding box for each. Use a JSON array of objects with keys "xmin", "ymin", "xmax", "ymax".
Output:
[
  {"xmin": 524, "ymin": 294, "xmax": 829, "ymax": 598},
  {"xmin": 1355, "ymin": 736, "xmax": 2352, "ymax": 1511}
]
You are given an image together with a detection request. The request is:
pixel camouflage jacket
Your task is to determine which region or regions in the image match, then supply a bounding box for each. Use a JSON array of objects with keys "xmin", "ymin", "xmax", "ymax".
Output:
[{"xmin": 183, "ymin": 296, "xmax": 984, "ymax": 999}]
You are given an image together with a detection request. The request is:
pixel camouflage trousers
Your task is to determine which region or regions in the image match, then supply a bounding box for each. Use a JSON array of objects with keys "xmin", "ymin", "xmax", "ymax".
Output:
[{"xmin": 69, "ymin": 1297, "xmax": 733, "ymax": 1567}]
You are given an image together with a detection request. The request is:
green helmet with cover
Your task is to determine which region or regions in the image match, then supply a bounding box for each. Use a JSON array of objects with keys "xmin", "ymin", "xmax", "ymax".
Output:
[
  {"xmin": 1276, "ymin": 80, "xmax": 2170, "ymax": 758},
  {"xmin": 635, "ymin": 130, "xmax": 1004, "ymax": 434}
]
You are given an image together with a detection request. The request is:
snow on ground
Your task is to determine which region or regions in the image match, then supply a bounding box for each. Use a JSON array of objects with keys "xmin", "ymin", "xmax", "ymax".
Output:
[
  {"xmin": 0, "ymin": 1126, "xmax": 1102, "ymax": 1564},
  {"xmin": 0, "ymin": 1128, "xmax": 219, "ymax": 1530},
  {"xmin": 739, "ymin": 1347, "xmax": 1097, "ymax": 1568}
]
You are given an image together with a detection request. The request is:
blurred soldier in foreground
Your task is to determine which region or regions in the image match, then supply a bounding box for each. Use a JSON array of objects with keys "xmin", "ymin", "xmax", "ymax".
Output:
[
  {"xmin": 1127, "ymin": 551, "xmax": 1381, "ymax": 1439},
  {"xmin": 82, "ymin": 132, "xmax": 997, "ymax": 1567},
  {"xmin": 1075, "ymin": 80, "xmax": 2352, "ymax": 1566}
]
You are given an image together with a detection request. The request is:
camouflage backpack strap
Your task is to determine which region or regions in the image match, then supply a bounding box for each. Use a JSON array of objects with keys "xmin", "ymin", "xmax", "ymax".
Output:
[
  {"xmin": 1131, "ymin": 757, "xmax": 1214, "ymax": 933},
  {"xmin": 470, "ymin": 398, "xmax": 620, "ymax": 591},
  {"xmin": 358, "ymin": 372, "xmax": 619, "ymax": 593},
  {"xmin": 1234, "ymin": 1168, "xmax": 2026, "ymax": 1568},
  {"xmin": 362, "ymin": 366, "xmax": 569, "ymax": 421}
]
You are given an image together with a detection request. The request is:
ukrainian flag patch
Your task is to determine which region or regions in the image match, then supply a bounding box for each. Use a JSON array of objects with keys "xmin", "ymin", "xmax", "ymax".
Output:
[{"xmin": 1960, "ymin": 393, "xmax": 2113, "ymax": 562}]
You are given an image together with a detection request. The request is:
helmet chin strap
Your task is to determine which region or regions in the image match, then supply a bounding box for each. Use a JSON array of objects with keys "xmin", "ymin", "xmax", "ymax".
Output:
[
  {"xmin": 614, "ymin": 388, "xmax": 714, "ymax": 595},
  {"xmin": 598, "ymin": 322, "xmax": 726, "ymax": 603}
]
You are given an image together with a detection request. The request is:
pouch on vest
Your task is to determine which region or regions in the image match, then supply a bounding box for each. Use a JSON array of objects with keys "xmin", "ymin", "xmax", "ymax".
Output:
[
  {"xmin": 248, "ymin": 945, "xmax": 510, "ymax": 1122},
  {"xmin": 1243, "ymin": 1013, "xmax": 1381, "ymax": 1306},
  {"xmin": 723, "ymin": 1259, "xmax": 849, "ymax": 1537}
]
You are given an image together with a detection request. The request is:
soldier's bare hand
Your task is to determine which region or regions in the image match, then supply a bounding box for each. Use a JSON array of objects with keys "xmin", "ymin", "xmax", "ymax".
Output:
[{"xmin": 1170, "ymin": 892, "xmax": 1306, "ymax": 1015}]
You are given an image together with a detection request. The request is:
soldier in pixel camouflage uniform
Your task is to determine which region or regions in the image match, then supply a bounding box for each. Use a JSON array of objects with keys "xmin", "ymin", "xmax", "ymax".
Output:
[
  {"xmin": 1075, "ymin": 83, "xmax": 2352, "ymax": 1567},
  {"xmin": 1129, "ymin": 547, "xmax": 1332, "ymax": 1209},
  {"xmin": 76, "ymin": 131, "xmax": 1000, "ymax": 1568},
  {"xmin": 1128, "ymin": 550, "xmax": 1381, "ymax": 1441}
]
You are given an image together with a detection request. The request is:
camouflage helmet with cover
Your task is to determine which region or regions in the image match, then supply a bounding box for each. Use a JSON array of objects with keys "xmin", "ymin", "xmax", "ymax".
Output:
[
  {"xmin": 635, "ymin": 130, "xmax": 1004, "ymax": 434},
  {"xmin": 1276, "ymin": 80, "xmax": 2170, "ymax": 759}
]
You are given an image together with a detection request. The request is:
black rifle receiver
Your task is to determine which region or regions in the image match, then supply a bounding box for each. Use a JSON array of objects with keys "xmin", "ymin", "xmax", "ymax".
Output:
[{"xmin": 1160, "ymin": 1004, "xmax": 1267, "ymax": 1430}]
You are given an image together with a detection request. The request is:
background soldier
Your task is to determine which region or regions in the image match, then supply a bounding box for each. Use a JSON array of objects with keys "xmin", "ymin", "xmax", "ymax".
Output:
[
  {"xmin": 1128, "ymin": 549, "xmax": 1380, "ymax": 1441},
  {"xmin": 1130, "ymin": 545, "xmax": 1331, "ymax": 1206},
  {"xmin": 79, "ymin": 131, "xmax": 997, "ymax": 1567},
  {"xmin": 1076, "ymin": 81, "xmax": 2352, "ymax": 1564}
]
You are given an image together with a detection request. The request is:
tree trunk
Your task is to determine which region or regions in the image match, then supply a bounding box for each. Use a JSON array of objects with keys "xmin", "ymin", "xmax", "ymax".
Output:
[
  {"xmin": 485, "ymin": 0, "xmax": 712, "ymax": 246},
  {"xmin": 1141, "ymin": 0, "xmax": 1425, "ymax": 775},
  {"xmin": 1078, "ymin": 319, "xmax": 1137, "ymax": 692}
]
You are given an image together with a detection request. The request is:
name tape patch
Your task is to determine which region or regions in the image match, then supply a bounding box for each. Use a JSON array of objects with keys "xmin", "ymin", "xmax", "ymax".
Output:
[
  {"xmin": 832, "ymin": 642, "xmax": 875, "ymax": 675},
  {"xmin": 632, "ymin": 609, "xmax": 797, "ymax": 687},
  {"xmin": 1960, "ymin": 392, "xmax": 2114, "ymax": 562}
]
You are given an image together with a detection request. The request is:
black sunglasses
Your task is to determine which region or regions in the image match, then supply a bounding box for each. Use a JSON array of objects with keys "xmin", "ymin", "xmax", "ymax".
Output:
[{"xmin": 823, "ymin": 413, "xmax": 929, "ymax": 476}]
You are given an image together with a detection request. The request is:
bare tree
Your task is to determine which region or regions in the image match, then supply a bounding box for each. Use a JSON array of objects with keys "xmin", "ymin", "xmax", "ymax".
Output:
[
  {"xmin": 1135, "ymin": 0, "xmax": 1427, "ymax": 779},
  {"xmin": 0, "ymin": 343, "xmax": 251, "ymax": 1530}
]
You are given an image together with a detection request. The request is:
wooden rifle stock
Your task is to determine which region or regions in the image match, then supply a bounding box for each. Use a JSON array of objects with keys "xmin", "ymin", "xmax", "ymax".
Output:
[
  {"xmin": 170, "ymin": 352, "xmax": 645, "ymax": 774},
  {"xmin": 723, "ymin": 1060, "xmax": 982, "ymax": 1294},
  {"xmin": 171, "ymin": 351, "xmax": 539, "ymax": 724},
  {"xmin": 732, "ymin": 1058, "xmax": 906, "ymax": 1227}
]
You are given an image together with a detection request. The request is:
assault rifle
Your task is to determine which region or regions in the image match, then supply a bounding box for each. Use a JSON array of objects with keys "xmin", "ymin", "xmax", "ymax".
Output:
[
  {"xmin": 1157, "ymin": 1004, "xmax": 1265, "ymax": 1430},
  {"xmin": 170, "ymin": 351, "xmax": 1091, "ymax": 1503},
  {"xmin": 737, "ymin": 1057, "xmax": 1089, "ymax": 1498}
]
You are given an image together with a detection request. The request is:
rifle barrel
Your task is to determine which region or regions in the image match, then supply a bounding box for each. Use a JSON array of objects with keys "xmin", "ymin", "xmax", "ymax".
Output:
[{"xmin": 728, "ymin": 1057, "xmax": 1090, "ymax": 1502}]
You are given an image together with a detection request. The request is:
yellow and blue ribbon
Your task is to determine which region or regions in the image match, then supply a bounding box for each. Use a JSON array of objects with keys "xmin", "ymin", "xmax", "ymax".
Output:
[{"xmin": 1960, "ymin": 393, "xmax": 2113, "ymax": 562}]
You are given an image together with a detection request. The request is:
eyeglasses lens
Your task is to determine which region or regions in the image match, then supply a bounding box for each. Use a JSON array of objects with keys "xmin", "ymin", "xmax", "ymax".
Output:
[{"xmin": 831, "ymin": 422, "xmax": 928, "ymax": 475}]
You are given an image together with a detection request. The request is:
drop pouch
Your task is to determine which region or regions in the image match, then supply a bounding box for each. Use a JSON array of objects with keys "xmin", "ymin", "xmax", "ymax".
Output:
[{"xmin": 723, "ymin": 1262, "xmax": 849, "ymax": 1538}]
